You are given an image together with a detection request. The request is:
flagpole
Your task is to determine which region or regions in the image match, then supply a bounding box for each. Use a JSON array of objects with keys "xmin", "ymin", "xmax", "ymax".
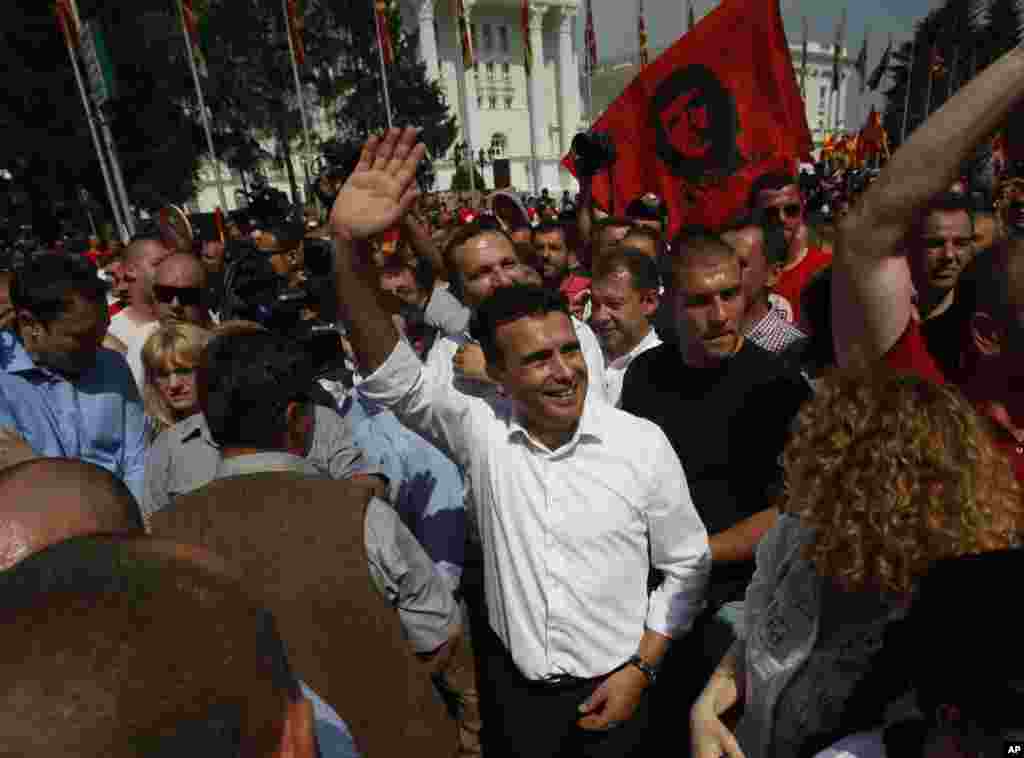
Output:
[
  {"xmin": 284, "ymin": 0, "xmax": 314, "ymax": 202},
  {"xmin": 370, "ymin": 0, "xmax": 394, "ymax": 129},
  {"xmin": 452, "ymin": 1, "xmax": 475, "ymax": 195},
  {"xmin": 924, "ymin": 54, "xmax": 935, "ymax": 119},
  {"xmin": 900, "ymin": 38, "xmax": 916, "ymax": 145},
  {"xmin": 177, "ymin": 0, "xmax": 228, "ymax": 212},
  {"xmin": 59, "ymin": 17, "xmax": 128, "ymax": 242},
  {"xmin": 97, "ymin": 110, "xmax": 136, "ymax": 238}
]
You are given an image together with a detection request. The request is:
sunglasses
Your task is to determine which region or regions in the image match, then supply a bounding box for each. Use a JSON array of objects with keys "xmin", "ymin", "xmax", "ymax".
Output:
[{"xmin": 153, "ymin": 285, "xmax": 204, "ymax": 307}]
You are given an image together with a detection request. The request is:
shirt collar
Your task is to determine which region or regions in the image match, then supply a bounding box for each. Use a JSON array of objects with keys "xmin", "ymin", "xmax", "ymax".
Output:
[
  {"xmin": 216, "ymin": 451, "xmax": 321, "ymax": 479},
  {"xmin": 607, "ymin": 327, "xmax": 661, "ymax": 370},
  {"xmin": 507, "ymin": 390, "xmax": 605, "ymax": 453},
  {"xmin": 0, "ymin": 331, "xmax": 42, "ymax": 375}
]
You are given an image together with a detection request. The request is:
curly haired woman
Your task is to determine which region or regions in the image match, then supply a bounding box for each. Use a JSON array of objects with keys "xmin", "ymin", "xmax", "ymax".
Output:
[{"xmin": 690, "ymin": 370, "xmax": 1022, "ymax": 758}]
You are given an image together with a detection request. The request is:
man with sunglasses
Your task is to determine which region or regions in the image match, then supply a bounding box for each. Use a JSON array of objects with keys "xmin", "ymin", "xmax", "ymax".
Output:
[
  {"xmin": 749, "ymin": 173, "xmax": 832, "ymax": 329},
  {"xmin": 153, "ymin": 253, "xmax": 212, "ymax": 328}
]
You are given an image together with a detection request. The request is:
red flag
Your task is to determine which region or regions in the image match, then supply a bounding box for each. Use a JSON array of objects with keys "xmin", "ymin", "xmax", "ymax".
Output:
[
  {"xmin": 584, "ymin": 0, "xmax": 597, "ymax": 71},
  {"xmin": 563, "ymin": 0, "xmax": 811, "ymax": 235},
  {"xmin": 287, "ymin": 0, "xmax": 305, "ymax": 67},
  {"xmin": 375, "ymin": 0, "xmax": 394, "ymax": 66},
  {"xmin": 521, "ymin": 0, "xmax": 532, "ymax": 75},
  {"xmin": 180, "ymin": 0, "xmax": 207, "ymax": 76},
  {"xmin": 454, "ymin": 0, "xmax": 475, "ymax": 68},
  {"xmin": 858, "ymin": 106, "xmax": 889, "ymax": 160},
  {"xmin": 55, "ymin": 0, "xmax": 81, "ymax": 48}
]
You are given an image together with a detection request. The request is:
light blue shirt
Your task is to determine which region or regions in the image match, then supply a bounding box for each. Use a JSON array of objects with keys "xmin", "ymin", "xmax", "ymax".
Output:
[{"xmin": 0, "ymin": 331, "xmax": 147, "ymax": 501}]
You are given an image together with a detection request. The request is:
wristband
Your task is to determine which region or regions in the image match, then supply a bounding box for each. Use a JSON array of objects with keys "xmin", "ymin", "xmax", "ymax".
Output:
[{"xmin": 626, "ymin": 654, "xmax": 658, "ymax": 685}]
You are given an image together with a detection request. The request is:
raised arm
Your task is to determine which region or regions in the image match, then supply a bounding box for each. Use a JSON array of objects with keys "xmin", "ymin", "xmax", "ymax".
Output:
[
  {"xmin": 833, "ymin": 45, "xmax": 1024, "ymax": 368},
  {"xmin": 331, "ymin": 127, "xmax": 427, "ymax": 374}
]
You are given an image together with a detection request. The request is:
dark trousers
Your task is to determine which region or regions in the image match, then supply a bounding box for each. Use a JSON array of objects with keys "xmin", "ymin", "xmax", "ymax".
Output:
[{"xmin": 475, "ymin": 623, "xmax": 652, "ymax": 758}]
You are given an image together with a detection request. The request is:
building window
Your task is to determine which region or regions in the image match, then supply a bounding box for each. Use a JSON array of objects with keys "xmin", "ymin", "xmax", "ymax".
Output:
[
  {"xmin": 483, "ymin": 24, "xmax": 492, "ymax": 51},
  {"xmin": 487, "ymin": 61, "xmax": 495, "ymax": 79},
  {"xmin": 503, "ymin": 62, "xmax": 511, "ymax": 79},
  {"xmin": 489, "ymin": 95, "xmax": 497, "ymax": 109},
  {"xmin": 505, "ymin": 95, "xmax": 514, "ymax": 109},
  {"xmin": 819, "ymin": 85, "xmax": 827, "ymax": 102},
  {"xmin": 477, "ymin": 94, "xmax": 484, "ymax": 109},
  {"xmin": 500, "ymin": 25, "xmax": 509, "ymax": 53}
]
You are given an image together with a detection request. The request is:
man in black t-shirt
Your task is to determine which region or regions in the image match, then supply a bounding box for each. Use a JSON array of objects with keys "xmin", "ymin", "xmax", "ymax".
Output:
[{"xmin": 620, "ymin": 229, "xmax": 809, "ymax": 724}]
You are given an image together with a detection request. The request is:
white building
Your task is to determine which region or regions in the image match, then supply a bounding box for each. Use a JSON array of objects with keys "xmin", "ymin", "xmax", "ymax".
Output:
[
  {"xmin": 791, "ymin": 41, "xmax": 854, "ymax": 152},
  {"xmin": 405, "ymin": 0, "xmax": 585, "ymax": 194}
]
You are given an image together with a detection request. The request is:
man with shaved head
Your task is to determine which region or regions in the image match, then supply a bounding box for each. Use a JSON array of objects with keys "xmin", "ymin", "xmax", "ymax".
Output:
[
  {"xmin": 0, "ymin": 458, "xmax": 143, "ymax": 569},
  {"xmin": 108, "ymin": 236, "xmax": 171, "ymax": 388},
  {"xmin": 620, "ymin": 229, "xmax": 809, "ymax": 730},
  {"xmin": 0, "ymin": 534, "xmax": 323, "ymax": 757},
  {"xmin": 153, "ymin": 252, "xmax": 211, "ymax": 327}
]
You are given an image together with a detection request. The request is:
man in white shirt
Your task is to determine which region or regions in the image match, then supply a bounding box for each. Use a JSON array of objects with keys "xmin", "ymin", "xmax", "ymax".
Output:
[
  {"xmin": 588, "ymin": 248, "xmax": 663, "ymax": 407},
  {"xmin": 332, "ymin": 127, "xmax": 710, "ymax": 757},
  {"xmin": 107, "ymin": 237, "xmax": 170, "ymax": 388}
]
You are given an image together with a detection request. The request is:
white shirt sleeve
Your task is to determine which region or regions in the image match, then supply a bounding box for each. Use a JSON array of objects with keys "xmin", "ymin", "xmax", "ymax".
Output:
[
  {"xmin": 573, "ymin": 318, "xmax": 611, "ymax": 405},
  {"xmin": 643, "ymin": 425, "xmax": 712, "ymax": 638}
]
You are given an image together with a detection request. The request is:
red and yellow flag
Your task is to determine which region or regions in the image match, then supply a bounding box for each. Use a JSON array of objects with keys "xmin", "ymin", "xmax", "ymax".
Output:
[
  {"xmin": 375, "ymin": 0, "xmax": 394, "ymax": 66},
  {"xmin": 562, "ymin": 0, "xmax": 811, "ymax": 234},
  {"xmin": 638, "ymin": 0, "xmax": 649, "ymax": 68},
  {"xmin": 287, "ymin": 0, "xmax": 305, "ymax": 67},
  {"xmin": 521, "ymin": 0, "xmax": 532, "ymax": 75},
  {"xmin": 54, "ymin": 0, "xmax": 82, "ymax": 48},
  {"xmin": 454, "ymin": 0, "xmax": 475, "ymax": 68},
  {"xmin": 584, "ymin": 0, "xmax": 597, "ymax": 71},
  {"xmin": 180, "ymin": 0, "xmax": 207, "ymax": 76}
]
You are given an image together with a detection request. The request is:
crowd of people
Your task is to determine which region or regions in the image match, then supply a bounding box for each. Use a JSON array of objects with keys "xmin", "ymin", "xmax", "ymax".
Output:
[{"xmin": 4, "ymin": 42, "xmax": 1024, "ymax": 758}]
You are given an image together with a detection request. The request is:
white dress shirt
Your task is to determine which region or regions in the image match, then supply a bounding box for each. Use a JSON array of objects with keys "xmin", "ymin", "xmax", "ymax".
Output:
[
  {"xmin": 423, "ymin": 316, "xmax": 611, "ymax": 404},
  {"xmin": 360, "ymin": 338, "xmax": 710, "ymax": 680},
  {"xmin": 602, "ymin": 327, "xmax": 663, "ymax": 408}
]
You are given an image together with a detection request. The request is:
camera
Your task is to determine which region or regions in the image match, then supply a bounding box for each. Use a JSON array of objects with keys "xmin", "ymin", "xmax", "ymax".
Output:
[{"xmin": 571, "ymin": 131, "xmax": 617, "ymax": 178}]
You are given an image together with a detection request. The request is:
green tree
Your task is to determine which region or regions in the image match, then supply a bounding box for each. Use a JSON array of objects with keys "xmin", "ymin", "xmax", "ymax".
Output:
[
  {"xmin": 982, "ymin": 0, "xmax": 1022, "ymax": 69},
  {"xmin": 0, "ymin": 0, "xmax": 206, "ymax": 240},
  {"xmin": 322, "ymin": 1, "xmax": 456, "ymax": 183},
  {"xmin": 450, "ymin": 164, "xmax": 485, "ymax": 192}
]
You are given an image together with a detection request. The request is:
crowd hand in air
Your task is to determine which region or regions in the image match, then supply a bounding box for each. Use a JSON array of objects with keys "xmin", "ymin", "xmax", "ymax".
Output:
[
  {"xmin": 453, "ymin": 342, "xmax": 494, "ymax": 384},
  {"xmin": 330, "ymin": 126, "xmax": 427, "ymax": 245}
]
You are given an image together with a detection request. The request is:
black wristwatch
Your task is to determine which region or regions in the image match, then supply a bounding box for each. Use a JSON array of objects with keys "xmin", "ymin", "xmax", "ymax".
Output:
[{"xmin": 626, "ymin": 654, "xmax": 658, "ymax": 685}]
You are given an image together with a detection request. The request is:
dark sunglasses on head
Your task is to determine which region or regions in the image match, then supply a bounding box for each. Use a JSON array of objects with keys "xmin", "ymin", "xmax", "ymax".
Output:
[{"xmin": 153, "ymin": 285, "xmax": 204, "ymax": 306}]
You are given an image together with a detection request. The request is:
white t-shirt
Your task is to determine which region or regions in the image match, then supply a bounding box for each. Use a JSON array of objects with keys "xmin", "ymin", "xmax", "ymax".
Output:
[{"xmin": 107, "ymin": 312, "xmax": 158, "ymax": 392}]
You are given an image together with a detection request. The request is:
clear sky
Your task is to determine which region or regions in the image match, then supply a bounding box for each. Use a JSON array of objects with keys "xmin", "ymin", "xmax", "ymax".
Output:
[{"xmin": 584, "ymin": 0, "xmax": 947, "ymax": 65}]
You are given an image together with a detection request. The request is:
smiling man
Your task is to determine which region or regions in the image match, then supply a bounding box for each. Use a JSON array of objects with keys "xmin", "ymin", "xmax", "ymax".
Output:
[
  {"xmin": 332, "ymin": 127, "xmax": 710, "ymax": 758},
  {"xmin": 589, "ymin": 249, "xmax": 662, "ymax": 406}
]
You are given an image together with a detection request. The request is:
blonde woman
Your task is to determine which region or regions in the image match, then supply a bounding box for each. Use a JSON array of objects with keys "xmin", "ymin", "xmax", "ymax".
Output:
[
  {"xmin": 140, "ymin": 322, "xmax": 212, "ymax": 438},
  {"xmin": 691, "ymin": 370, "xmax": 1022, "ymax": 758}
]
